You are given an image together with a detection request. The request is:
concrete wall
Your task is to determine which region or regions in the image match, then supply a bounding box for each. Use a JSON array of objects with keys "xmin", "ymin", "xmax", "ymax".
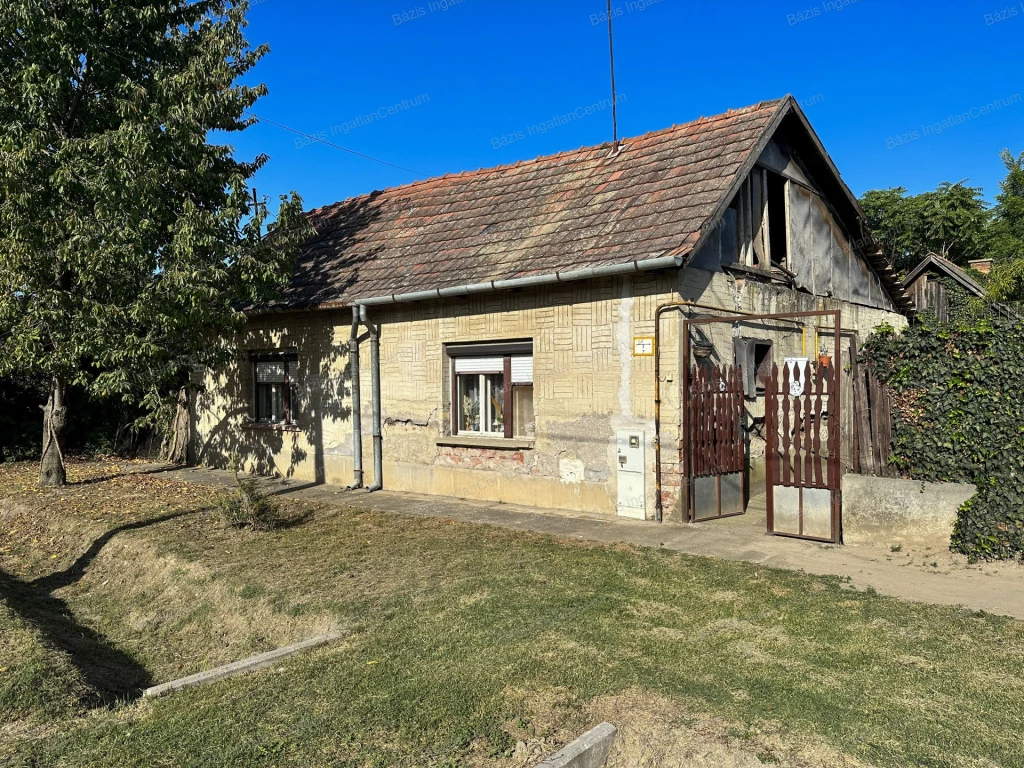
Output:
[
  {"xmin": 842, "ymin": 474, "xmax": 976, "ymax": 548},
  {"xmin": 193, "ymin": 267, "xmax": 908, "ymax": 519}
]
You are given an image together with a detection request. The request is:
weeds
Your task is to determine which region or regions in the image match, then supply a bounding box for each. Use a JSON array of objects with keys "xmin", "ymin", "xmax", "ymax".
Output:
[{"xmin": 214, "ymin": 455, "xmax": 281, "ymax": 532}]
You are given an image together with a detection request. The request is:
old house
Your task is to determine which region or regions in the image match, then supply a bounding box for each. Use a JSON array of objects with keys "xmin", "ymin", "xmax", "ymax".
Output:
[
  {"xmin": 192, "ymin": 96, "xmax": 913, "ymax": 543},
  {"xmin": 902, "ymin": 252, "xmax": 986, "ymax": 321},
  {"xmin": 902, "ymin": 253, "xmax": 1016, "ymax": 321}
]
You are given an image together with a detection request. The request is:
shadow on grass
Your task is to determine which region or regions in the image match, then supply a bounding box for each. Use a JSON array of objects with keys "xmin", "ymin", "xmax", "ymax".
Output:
[
  {"xmin": 30, "ymin": 510, "xmax": 191, "ymax": 593},
  {"xmin": 274, "ymin": 507, "xmax": 317, "ymax": 529},
  {"xmin": 2, "ymin": 509, "xmax": 194, "ymax": 706}
]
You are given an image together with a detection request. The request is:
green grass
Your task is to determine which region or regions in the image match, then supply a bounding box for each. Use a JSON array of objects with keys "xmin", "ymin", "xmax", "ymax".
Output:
[
  {"xmin": 1, "ymin": 460, "xmax": 1023, "ymax": 767},
  {"xmin": 0, "ymin": 600, "xmax": 89, "ymax": 725}
]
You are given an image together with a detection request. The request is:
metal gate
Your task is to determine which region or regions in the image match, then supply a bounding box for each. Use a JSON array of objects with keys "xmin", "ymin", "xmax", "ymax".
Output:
[
  {"xmin": 764, "ymin": 359, "xmax": 841, "ymax": 543},
  {"xmin": 687, "ymin": 364, "xmax": 746, "ymax": 522}
]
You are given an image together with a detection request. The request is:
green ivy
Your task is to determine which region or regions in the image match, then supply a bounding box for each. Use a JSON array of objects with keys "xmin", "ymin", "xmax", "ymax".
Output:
[
  {"xmin": 935, "ymin": 276, "xmax": 977, "ymax": 324},
  {"xmin": 863, "ymin": 317, "xmax": 1024, "ymax": 561}
]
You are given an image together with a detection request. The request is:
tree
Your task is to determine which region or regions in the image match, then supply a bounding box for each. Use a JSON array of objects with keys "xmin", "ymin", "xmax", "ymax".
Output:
[
  {"xmin": 859, "ymin": 187, "xmax": 920, "ymax": 270},
  {"xmin": 985, "ymin": 150, "xmax": 1024, "ymax": 300},
  {"xmin": 0, "ymin": 1, "xmax": 309, "ymax": 486},
  {"xmin": 860, "ymin": 182, "xmax": 990, "ymax": 273}
]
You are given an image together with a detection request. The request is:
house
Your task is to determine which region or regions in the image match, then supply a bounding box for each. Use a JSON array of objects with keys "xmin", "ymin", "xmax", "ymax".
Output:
[
  {"xmin": 902, "ymin": 253, "xmax": 1015, "ymax": 321},
  {"xmin": 902, "ymin": 252, "xmax": 986, "ymax": 321},
  {"xmin": 191, "ymin": 96, "xmax": 912, "ymax": 542}
]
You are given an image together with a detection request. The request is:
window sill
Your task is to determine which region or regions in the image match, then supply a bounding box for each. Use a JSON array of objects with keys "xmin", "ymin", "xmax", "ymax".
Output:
[
  {"xmin": 436, "ymin": 436, "xmax": 534, "ymax": 450},
  {"xmin": 245, "ymin": 421, "xmax": 302, "ymax": 433}
]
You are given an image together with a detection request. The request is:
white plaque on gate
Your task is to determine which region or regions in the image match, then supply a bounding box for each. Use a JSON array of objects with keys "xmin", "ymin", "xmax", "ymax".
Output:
[{"xmin": 784, "ymin": 358, "xmax": 809, "ymax": 396}]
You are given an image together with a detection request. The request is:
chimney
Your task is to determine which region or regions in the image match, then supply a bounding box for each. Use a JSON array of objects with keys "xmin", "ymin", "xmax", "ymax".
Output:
[{"xmin": 968, "ymin": 259, "xmax": 992, "ymax": 275}]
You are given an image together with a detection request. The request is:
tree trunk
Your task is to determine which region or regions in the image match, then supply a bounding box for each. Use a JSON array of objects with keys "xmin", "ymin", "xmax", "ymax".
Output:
[
  {"xmin": 160, "ymin": 386, "xmax": 191, "ymax": 465},
  {"xmin": 39, "ymin": 377, "xmax": 68, "ymax": 487}
]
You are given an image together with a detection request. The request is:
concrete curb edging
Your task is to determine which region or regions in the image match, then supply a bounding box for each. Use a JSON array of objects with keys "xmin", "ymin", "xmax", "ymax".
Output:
[
  {"xmin": 534, "ymin": 722, "xmax": 617, "ymax": 768},
  {"xmin": 142, "ymin": 632, "xmax": 348, "ymax": 698}
]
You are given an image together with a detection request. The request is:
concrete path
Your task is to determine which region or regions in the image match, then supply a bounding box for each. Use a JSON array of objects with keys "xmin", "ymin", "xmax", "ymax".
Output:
[{"xmin": 163, "ymin": 466, "xmax": 1024, "ymax": 621}]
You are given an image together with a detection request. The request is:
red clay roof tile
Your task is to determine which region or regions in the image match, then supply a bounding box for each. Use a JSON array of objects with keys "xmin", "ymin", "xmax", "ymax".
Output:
[{"xmin": 273, "ymin": 99, "xmax": 790, "ymax": 309}]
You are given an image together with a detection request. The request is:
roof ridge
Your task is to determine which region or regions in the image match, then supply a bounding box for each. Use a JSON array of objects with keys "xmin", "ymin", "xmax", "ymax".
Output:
[{"xmin": 306, "ymin": 98, "xmax": 789, "ymax": 218}]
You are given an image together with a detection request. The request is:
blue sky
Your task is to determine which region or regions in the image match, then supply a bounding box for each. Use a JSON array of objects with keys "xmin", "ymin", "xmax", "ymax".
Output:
[{"xmin": 234, "ymin": 0, "xmax": 1024, "ymax": 213}]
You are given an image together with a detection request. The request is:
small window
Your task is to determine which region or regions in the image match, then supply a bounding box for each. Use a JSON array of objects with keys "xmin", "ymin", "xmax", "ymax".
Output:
[
  {"xmin": 450, "ymin": 344, "xmax": 534, "ymax": 439},
  {"xmin": 253, "ymin": 359, "xmax": 297, "ymax": 424},
  {"xmin": 735, "ymin": 338, "xmax": 773, "ymax": 398},
  {"xmin": 457, "ymin": 371, "xmax": 505, "ymax": 434},
  {"xmin": 754, "ymin": 342, "xmax": 773, "ymax": 393}
]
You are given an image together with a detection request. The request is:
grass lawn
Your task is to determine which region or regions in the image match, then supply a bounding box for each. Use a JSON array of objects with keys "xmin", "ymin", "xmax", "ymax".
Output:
[{"xmin": 1, "ymin": 460, "xmax": 1023, "ymax": 767}]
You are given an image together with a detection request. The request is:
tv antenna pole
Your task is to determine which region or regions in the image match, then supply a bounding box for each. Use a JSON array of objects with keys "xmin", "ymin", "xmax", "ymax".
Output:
[{"xmin": 607, "ymin": 0, "xmax": 620, "ymax": 151}]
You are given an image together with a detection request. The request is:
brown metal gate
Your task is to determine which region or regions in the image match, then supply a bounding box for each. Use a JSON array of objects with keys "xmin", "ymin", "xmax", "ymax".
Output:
[
  {"xmin": 764, "ymin": 359, "xmax": 841, "ymax": 543},
  {"xmin": 687, "ymin": 364, "xmax": 746, "ymax": 522}
]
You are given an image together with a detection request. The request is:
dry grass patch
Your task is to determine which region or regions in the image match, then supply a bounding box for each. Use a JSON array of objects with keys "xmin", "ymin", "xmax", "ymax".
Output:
[{"xmin": 2, "ymin": 461, "xmax": 1024, "ymax": 768}]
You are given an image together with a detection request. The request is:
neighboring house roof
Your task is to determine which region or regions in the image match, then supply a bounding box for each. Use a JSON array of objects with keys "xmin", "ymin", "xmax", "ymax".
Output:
[
  {"xmin": 268, "ymin": 96, "xmax": 912, "ymax": 313},
  {"xmin": 902, "ymin": 252, "xmax": 987, "ymax": 297}
]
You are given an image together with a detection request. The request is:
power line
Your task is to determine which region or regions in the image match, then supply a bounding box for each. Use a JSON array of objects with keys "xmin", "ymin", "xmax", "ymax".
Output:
[{"xmin": 244, "ymin": 111, "xmax": 427, "ymax": 178}]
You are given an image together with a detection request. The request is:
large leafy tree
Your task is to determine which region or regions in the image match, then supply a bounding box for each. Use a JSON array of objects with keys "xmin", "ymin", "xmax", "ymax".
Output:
[
  {"xmin": 0, "ymin": 1, "xmax": 308, "ymax": 486},
  {"xmin": 860, "ymin": 182, "xmax": 990, "ymax": 272},
  {"xmin": 985, "ymin": 150, "xmax": 1024, "ymax": 300}
]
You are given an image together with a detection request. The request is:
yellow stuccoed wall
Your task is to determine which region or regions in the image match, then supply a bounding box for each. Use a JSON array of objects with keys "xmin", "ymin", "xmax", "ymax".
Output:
[{"xmin": 192, "ymin": 268, "xmax": 908, "ymax": 519}]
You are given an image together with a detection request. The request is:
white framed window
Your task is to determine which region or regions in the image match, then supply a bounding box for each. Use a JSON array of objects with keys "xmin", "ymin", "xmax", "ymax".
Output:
[
  {"xmin": 457, "ymin": 371, "xmax": 505, "ymax": 435},
  {"xmin": 449, "ymin": 343, "xmax": 534, "ymax": 439}
]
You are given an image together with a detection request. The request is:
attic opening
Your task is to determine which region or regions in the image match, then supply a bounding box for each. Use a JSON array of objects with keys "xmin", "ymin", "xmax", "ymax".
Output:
[
  {"xmin": 766, "ymin": 171, "xmax": 788, "ymax": 269},
  {"xmin": 721, "ymin": 167, "xmax": 790, "ymax": 275}
]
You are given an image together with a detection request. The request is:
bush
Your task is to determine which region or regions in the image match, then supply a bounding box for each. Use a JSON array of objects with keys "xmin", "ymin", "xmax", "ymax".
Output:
[
  {"xmin": 215, "ymin": 458, "xmax": 281, "ymax": 532},
  {"xmin": 862, "ymin": 316, "xmax": 1024, "ymax": 561}
]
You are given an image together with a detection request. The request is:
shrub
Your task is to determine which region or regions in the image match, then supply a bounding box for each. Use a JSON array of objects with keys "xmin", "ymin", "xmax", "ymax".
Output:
[
  {"xmin": 862, "ymin": 316, "xmax": 1024, "ymax": 561},
  {"xmin": 215, "ymin": 457, "xmax": 281, "ymax": 532}
]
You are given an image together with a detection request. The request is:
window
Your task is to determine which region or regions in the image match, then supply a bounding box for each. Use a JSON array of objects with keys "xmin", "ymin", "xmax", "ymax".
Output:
[
  {"xmin": 251, "ymin": 355, "xmax": 298, "ymax": 424},
  {"xmin": 754, "ymin": 342, "xmax": 774, "ymax": 393},
  {"xmin": 449, "ymin": 343, "xmax": 534, "ymax": 439},
  {"xmin": 735, "ymin": 338, "xmax": 773, "ymax": 398}
]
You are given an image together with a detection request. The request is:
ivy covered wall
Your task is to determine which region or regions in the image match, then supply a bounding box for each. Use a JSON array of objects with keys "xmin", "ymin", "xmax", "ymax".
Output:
[{"xmin": 862, "ymin": 318, "xmax": 1024, "ymax": 561}]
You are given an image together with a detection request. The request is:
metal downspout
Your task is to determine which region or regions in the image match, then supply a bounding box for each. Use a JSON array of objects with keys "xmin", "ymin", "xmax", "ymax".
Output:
[
  {"xmin": 346, "ymin": 306, "xmax": 363, "ymax": 490},
  {"xmin": 360, "ymin": 304, "xmax": 384, "ymax": 492}
]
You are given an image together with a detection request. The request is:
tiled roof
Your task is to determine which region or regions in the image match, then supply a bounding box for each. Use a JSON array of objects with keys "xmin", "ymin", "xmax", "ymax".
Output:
[{"xmin": 273, "ymin": 99, "xmax": 789, "ymax": 309}]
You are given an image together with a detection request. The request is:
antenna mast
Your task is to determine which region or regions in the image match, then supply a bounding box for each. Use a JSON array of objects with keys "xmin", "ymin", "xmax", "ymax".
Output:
[{"xmin": 607, "ymin": 0, "xmax": 619, "ymax": 150}]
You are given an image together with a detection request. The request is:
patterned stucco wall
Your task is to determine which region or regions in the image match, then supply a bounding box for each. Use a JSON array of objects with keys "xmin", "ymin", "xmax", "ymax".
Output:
[{"xmin": 193, "ymin": 267, "xmax": 908, "ymax": 519}]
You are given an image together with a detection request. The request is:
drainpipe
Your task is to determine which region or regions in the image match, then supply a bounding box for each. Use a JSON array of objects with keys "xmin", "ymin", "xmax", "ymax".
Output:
[
  {"xmin": 346, "ymin": 306, "xmax": 363, "ymax": 490},
  {"xmin": 360, "ymin": 304, "xmax": 384, "ymax": 492}
]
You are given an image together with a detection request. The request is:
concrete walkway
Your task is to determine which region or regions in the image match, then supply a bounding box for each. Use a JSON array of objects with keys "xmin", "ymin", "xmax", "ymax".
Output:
[{"xmin": 164, "ymin": 466, "xmax": 1024, "ymax": 621}]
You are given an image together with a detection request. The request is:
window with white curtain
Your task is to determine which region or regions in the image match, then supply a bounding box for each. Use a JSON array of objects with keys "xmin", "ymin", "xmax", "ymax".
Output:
[{"xmin": 449, "ymin": 343, "xmax": 534, "ymax": 439}]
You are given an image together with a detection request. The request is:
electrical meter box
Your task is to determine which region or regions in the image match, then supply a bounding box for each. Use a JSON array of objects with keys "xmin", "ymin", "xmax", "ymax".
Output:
[{"xmin": 616, "ymin": 430, "xmax": 646, "ymax": 519}]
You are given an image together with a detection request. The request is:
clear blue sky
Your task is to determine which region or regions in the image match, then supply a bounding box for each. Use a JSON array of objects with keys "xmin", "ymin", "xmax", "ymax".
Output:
[{"xmin": 233, "ymin": 0, "xmax": 1024, "ymax": 213}]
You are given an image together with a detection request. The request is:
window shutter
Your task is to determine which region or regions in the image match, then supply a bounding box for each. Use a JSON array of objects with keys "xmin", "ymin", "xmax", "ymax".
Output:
[
  {"xmin": 454, "ymin": 356, "xmax": 504, "ymax": 374},
  {"xmin": 511, "ymin": 356, "xmax": 533, "ymax": 384},
  {"xmin": 256, "ymin": 362, "xmax": 286, "ymax": 383}
]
